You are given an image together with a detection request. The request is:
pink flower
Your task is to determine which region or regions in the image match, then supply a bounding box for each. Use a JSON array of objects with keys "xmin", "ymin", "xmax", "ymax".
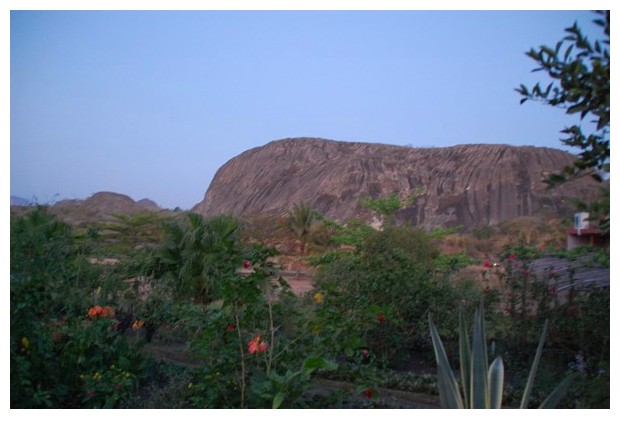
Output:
[
  {"xmin": 483, "ymin": 260, "xmax": 491, "ymax": 268},
  {"xmin": 243, "ymin": 260, "xmax": 251, "ymax": 269},
  {"xmin": 227, "ymin": 324, "xmax": 236, "ymax": 332},
  {"xmin": 248, "ymin": 335, "xmax": 268, "ymax": 354},
  {"xmin": 361, "ymin": 349, "xmax": 369, "ymax": 358},
  {"xmin": 508, "ymin": 254, "xmax": 516, "ymax": 262}
]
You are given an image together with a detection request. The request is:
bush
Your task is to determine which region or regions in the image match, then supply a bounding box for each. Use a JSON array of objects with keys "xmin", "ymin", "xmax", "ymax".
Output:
[{"xmin": 311, "ymin": 226, "xmax": 485, "ymax": 366}]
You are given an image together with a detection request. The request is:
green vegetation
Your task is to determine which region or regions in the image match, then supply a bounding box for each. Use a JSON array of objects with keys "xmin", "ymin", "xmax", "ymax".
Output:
[
  {"xmin": 429, "ymin": 303, "xmax": 572, "ymax": 408},
  {"xmin": 517, "ymin": 11, "xmax": 609, "ymax": 185},
  {"xmin": 10, "ymin": 202, "xmax": 609, "ymax": 408},
  {"xmin": 360, "ymin": 188, "xmax": 423, "ymax": 227},
  {"xmin": 518, "ymin": 11, "xmax": 609, "ymax": 232}
]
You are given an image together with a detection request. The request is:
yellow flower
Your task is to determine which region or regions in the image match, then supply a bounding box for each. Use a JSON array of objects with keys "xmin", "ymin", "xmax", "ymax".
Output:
[
  {"xmin": 311, "ymin": 326, "xmax": 321, "ymax": 335},
  {"xmin": 313, "ymin": 293, "xmax": 325, "ymax": 304},
  {"xmin": 21, "ymin": 337, "xmax": 29, "ymax": 349}
]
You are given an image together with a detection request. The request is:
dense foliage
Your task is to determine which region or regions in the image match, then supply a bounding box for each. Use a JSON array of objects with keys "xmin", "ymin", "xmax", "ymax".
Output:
[{"xmin": 10, "ymin": 205, "xmax": 608, "ymax": 408}]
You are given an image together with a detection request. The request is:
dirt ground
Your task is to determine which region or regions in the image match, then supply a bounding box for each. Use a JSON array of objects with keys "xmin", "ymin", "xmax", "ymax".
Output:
[{"xmin": 282, "ymin": 276, "xmax": 314, "ymax": 296}]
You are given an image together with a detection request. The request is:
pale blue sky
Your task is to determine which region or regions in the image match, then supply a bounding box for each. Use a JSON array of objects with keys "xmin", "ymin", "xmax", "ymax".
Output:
[{"xmin": 10, "ymin": 9, "xmax": 604, "ymax": 209}]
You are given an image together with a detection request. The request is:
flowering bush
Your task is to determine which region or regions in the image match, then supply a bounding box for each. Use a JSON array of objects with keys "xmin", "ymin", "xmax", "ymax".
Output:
[{"xmin": 81, "ymin": 365, "xmax": 136, "ymax": 408}]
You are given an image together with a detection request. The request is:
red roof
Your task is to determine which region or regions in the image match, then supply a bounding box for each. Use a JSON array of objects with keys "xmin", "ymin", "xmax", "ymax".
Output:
[{"xmin": 566, "ymin": 227, "xmax": 606, "ymax": 236}]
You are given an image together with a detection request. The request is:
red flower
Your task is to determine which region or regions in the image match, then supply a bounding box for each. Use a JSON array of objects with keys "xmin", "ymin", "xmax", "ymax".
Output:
[
  {"xmin": 508, "ymin": 254, "xmax": 516, "ymax": 262},
  {"xmin": 248, "ymin": 335, "xmax": 268, "ymax": 354},
  {"xmin": 88, "ymin": 305, "xmax": 103, "ymax": 319},
  {"xmin": 227, "ymin": 324, "xmax": 236, "ymax": 332},
  {"xmin": 243, "ymin": 260, "xmax": 251, "ymax": 269},
  {"xmin": 377, "ymin": 313, "xmax": 385, "ymax": 323},
  {"xmin": 483, "ymin": 260, "xmax": 491, "ymax": 268},
  {"xmin": 362, "ymin": 389, "xmax": 373, "ymax": 398},
  {"xmin": 361, "ymin": 348, "xmax": 369, "ymax": 358}
]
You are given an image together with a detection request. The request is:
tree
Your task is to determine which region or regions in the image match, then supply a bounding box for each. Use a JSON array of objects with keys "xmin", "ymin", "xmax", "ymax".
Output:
[
  {"xmin": 288, "ymin": 202, "xmax": 319, "ymax": 255},
  {"xmin": 361, "ymin": 188, "xmax": 424, "ymax": 227},
  {"xmin": 516, "ymin": 11, "xmax": 610, "ymax": 185},
  {"xmin": 153, "ymin": 213, "xmax": 242, "ymax": 303}
]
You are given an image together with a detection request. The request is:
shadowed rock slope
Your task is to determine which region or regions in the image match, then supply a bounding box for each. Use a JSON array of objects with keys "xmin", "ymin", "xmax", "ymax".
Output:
[{"xmin": 193, "ymin": 138, "xmax": 601, "ymax": 229}]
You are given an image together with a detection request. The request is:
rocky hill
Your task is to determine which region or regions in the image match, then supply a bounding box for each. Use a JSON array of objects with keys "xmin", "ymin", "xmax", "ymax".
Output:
[
  {"xmin": 49, "ymin": 192, "xmax": 163, "ymax": 224},
  {"xmin": 10, "ymin": 196, "xmax": 32, "ymax": 207},
  {"xmin": 193, "ymin": 138, "xmax": 602, "ymax": 229},
  {"xmin": 137, "ymin": 198, "xmax": 160, "ymax": 210}
]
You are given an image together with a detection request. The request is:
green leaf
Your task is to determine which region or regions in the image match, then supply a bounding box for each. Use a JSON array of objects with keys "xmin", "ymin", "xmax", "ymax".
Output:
[
  {"xmin": 302, "ymin": 357, "xmax": 338, "ymax": 372},
  {"xmin": 272, "ymin": 391, "xmax": 286, "ymax": 409},
  {"xmin": 567, "ymin": 103, "xmax": 587, "ymax": 115},
  {"xmin": 520, "ymin": 320, "xmax": 548, "ymax": 409},
  {"xmin": 458, "ymin": 306, "xmax": 471, "ymax": 408},
  {"xmin": 539, "ymin": 374, "xmax": 574, "ymax": 409},
  {"xmin": 471, "ymin": 303, "xmax": 489, "ymax": 408},
  {"xmin": 488, "ymin": 356, "xmax": 504, "ymax": 409},
  {"xmin": 429, "ymin": 313, "xmax": 464, "ymax": 408}
]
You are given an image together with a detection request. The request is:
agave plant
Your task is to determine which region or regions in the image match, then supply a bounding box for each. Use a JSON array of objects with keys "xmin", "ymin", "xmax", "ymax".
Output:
[{"xmin": 428, "ymin": 302, "xmax": 573, "ymax": 408}]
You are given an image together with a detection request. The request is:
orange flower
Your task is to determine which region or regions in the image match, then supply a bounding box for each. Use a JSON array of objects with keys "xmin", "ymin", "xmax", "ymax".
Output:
[
  {"xmin": 248, "ymin": 335, "xmax": 268, "ymax": 354},
  {"xmin": 101, "ymin": 306, "xmax": 115, "ymax": 318},
  {"xmin": 88, "ymin": 305, "xmax": 103, "ymax": 319},
  {"xmin": 132, "ymin": 320, "xmax": 145, "ymax": 331},
  {"xmin": 88, "ymin": 305, "xmax": 115, "ymax": 319}
]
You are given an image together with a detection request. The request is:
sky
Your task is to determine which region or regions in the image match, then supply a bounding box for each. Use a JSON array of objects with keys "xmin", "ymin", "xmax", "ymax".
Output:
[{"xmin": 7, "ymin": 6, "xmax": 609, "ymax": 210}]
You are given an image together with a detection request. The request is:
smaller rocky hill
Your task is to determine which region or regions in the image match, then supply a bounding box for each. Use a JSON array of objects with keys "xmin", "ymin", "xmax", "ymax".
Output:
[
  {"xmin": 10, "ymin": 196, "xmax": 32, "ymax": 207},
  {"xmin": 137, "ymin": 198, "xmax": 160, "ymax": 210},
  {"xmin": 49, "ymin": 192, "xmax": 164, "ymax": 224}
]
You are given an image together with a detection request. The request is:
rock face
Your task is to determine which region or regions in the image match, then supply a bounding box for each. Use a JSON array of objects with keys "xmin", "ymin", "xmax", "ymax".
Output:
[{"xmin": 193, "ymin": 138, "xmax": 601, "ymax": 229}]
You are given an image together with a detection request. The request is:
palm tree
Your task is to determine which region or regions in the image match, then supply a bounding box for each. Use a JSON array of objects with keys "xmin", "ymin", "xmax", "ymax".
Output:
[
  {"xmin": 288, "ymin": 202, "xmax": 319, "ymax": 256},
  {"xmin": 154, "ymin": 213, "xmax": 241, "ymax": 303}
]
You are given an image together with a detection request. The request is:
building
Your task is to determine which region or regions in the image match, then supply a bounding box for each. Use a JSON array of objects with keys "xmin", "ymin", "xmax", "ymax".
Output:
[{"xmin": 566, "ymin": 212, "xmax": 610, "ymax": 250}]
